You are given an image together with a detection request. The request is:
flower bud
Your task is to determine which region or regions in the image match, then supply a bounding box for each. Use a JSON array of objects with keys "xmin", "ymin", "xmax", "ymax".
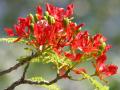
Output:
[
  {"xmin": 63, "ymin": 18, "xmax": 70, "ymax": 26},
  {"xmin": 100, "ymin": 42, "xmax": 106, "ymax": 50},
  {"xmin": 44, "ymin": 16, "xmax": 48, "ymax": 21},
  {"xmin": 45, "ymin": 11, "xmax": 49, "ymax": 17},
  {"xmin": 30, "ymin": 23, "xmax": 34, "ymax": 32},
  {"xmin": 48, "ymin": 15, "xmax": 55, "ymax": 24},
  {"xmin": 34, "ymin": 14, "xmax": 39, "ymax": 22},
  {"xmin": 29, "ymin": 13, "xmax": 35, "ymax": 23}
]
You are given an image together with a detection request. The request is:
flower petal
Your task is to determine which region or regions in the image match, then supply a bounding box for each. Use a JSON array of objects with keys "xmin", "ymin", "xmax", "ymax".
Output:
[{"xmin": 4, "ymin": 28, "xmax": 14, "ymax": 36}]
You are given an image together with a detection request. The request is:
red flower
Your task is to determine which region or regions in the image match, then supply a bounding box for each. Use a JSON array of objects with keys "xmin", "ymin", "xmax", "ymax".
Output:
[
  {"xmin": 4, "ymin": 4, "xmax": 118, "ymax": 79},
  {"xmin": 46, "ymin": 3, "xmax": 64, "ymax": 21},
  {"xmin": 96, "ymin": 54, "xmax": 106, "ymax": 72},
  {"xmin": 95, "ymin": 54, "xmax": 118, "ymax": 79},
  {"xmin": 33, "ymin": 20, "xmax": 49, "ymax": 46},
  {"xmin": 46, "ymin": 3, "xmax": 73, "ymax": 21},
  {"xmin": 93, "ymin": 34, "xmax": 107, "ymax": 48},
  {"xmin": 103, "ymin": 45, "xmax": 112, "ymax": 54},
  {"xmin": 71, "ymin": 31, "xmax": 98, "ymax": 53},
  {"xmin": 18, "ymin": 17, "xmax": 31, "ymax": 27},
  {"xmin": 5, "ymin": 16, "xmax": 31, "ymax": 43},
  {"xmin": 14, "ymin": 23, "xmax": 30, "ymax": 38},
  {"xmin": 104, "ymin": 64, "xmax": 118, "ymax": 77},
  {"xmin": 16, "ymin": 17, "xmax": 31, "ymax": 37},
  {"xmin": 4, "ymin": 28, "xmax": 14, "ymax": 36},
  {"xmin": 64, "ymin": 4, "xmax": 74, "ymax": 17},
  {"xmin": 36, "ymin": 6, "xmax": 42, "ymax": 19},
  {"xmin": 65, "ymin": 52, "xmax": 82, "ymax": 62},
  {"xmin": 4, "ymin": 4, "xmax": 118, "ymax": 82},
  {"xmin": 96, "ymin": 54, "xmax": 106, "ymax": 66},
  {"xmin": 66, "ymin": 24, "xmax": 73, "ymax": 41},
  {"xmin": 76, "ymin": 23, "xmax": 86, "ymax": 30}
]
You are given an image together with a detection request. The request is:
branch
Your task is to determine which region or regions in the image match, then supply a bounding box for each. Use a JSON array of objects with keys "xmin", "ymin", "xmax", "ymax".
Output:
[
  {"xmin": 5, "ymin": 66, "xmax": 71, "ymax": 90},
  {"xmin": 5, "ymin": 62, "xmax": 30, "ymax": 90},
  {"xmin": 21, "ymin": 62, "xmax": 30, "ymax": 80},
  {"xmin": 5, "ymin": 79, "xmax": 23, "ymax": 90},
  {"xmin": 0, "ymin": 52, "xmax": 38, "ymax": 76}
]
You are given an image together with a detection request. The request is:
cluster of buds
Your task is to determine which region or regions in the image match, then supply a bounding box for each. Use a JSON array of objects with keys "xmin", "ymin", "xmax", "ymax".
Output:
[{"xmin": 5, "ymin": 3, "xmax": 117, "ymax": 80}]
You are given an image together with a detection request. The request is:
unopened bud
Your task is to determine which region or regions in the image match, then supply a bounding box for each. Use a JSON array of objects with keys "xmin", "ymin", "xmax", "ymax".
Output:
[
  {"xmin": 99, "ymin": 42, "xmax": 106, "ymax": 55},
  {"xmin": 63, "ymin": 18, "xmax": 70, "ymax": 26},
  {"xmin": 48, "ymin": 15, "xmax": 55, "ymax": 24},
  {"xmin": 30, "ymin": 23, "xmax": 34, "ymax": 32},
  {"xmin": 34, "ymin": 14, "xmax": 40, "ymax": 22},
  {"xmin": 29, "ymin": 13, "xmax": 35, "ymax": 23},
  {"xmin": 45, "ymin": 11, "xmax": 49, "ymax": 17},
  {"xmin": 44, "ymin": 16, "xmax": 48, "ymax": 20}
]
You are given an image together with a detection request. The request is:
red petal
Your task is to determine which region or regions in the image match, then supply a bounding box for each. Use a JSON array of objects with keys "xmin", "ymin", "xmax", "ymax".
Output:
[
  {"xmin": 76, "ymin": 23, "xmax": 86, "ymax": 30},
  {"xmin": 65, "ymin": 4, "xmax": 74, "ymax": 17},
  {"xmin": 106, "ymin": 64, "xmax": 118, "ymax": 76},
  {"xmin": 4, "ymin": 28, "xmax": 14, "ymax": 36},
  {"xmin": 36, "ymin": 6, "xmax": 42, "ymax": 15},
  {"xmin": 65, "ymin": 52, "xmax": 82, "ymax": 62},
  {"xmin": 65, "ymin": 52, "xmax": 74, "ymax": 60},
  {"xmin": 104, "ymin": 45, "xmax": 112, "ymax": 53},
  {"xmin": 14, "ymin": 25, "xmax": 24, "ymax": 37},
  {"xmin": 46, "ymin": 3, "xmax": 54, "ymax": 15},
  {"xmin": 74, "ymin": 54, "xmax": 82, "ymax": 61},
  {"xmin": 18, "ymin": 17, "xmax": 30, "ymax": 26},
  {"xmin": 96, "ymin": 54, "xmax": 107, "ymax": 65}
]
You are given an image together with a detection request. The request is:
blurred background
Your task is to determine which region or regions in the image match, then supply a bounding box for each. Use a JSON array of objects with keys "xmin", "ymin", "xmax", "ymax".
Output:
[{"xmin": 0, "ymin": 0, "xmax": 120, "ymax": 90}]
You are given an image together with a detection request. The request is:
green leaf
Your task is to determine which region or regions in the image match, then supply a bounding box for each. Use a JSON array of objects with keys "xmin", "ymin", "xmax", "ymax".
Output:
[
  {"xmin": 82, "ymin": 72, "xmax": 109, "ymax": 90},
  {"xmin": 48, "ymin": 51, "xmax": 73, "ymax": 68},
  {"xmin": 31, "ymin": 48, "xmax": 73, "ymax": 69},
  {"xmin": 29, "ymin": 46, "xmax": 75, "ymax": 76},
  {"xmin": 0, "ymin": 38, "xmax": 27, "ymax": 43},
  {"xmin": 30, "ymin": 76, "xmax": 60, "ymax": 90}
]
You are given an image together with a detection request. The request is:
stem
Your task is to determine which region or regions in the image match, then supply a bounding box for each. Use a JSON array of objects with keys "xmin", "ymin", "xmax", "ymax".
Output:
[{"xmin": 68, "ymin": 73, "xmax": 96, "ymax": 81}]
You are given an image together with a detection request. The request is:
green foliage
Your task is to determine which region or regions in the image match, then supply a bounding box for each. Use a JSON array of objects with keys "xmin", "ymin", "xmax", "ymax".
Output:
[
  {"xmin": 48, "ymin": 51, "xmax": 73, "ymax": 69},
  {"xmin": 82, "ymin": 72, "xmax": 109, "ymax": 90},
  {"xmin": 30, "ymin": 76, "xmax": 60, "ymax": 90},
  {"xmin": 0, "ymin": 38, "xmax": 27, "ymax": 43},
  {"xmin": 31, "ymin": 48, "xmax": 74, "ymax": 70}
]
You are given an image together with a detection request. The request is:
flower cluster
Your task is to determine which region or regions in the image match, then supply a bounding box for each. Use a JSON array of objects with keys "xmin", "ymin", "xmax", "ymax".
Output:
[{"xmin": 5, "ymin": 3, "xmax": 117, "ymax": 80}]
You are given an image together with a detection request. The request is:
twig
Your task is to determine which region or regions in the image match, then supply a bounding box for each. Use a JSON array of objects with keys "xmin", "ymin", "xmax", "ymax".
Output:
[
  {"xmin": 21, "ymin": 62, "xmax": 30, "ymax": 80},
  {"xmin": 5, "ymin": 66, "xmax": 72, "ymax": 90},
  {"xmin": 0, "ymin": 61, "xmax": 27, "ymax": 76},
  {"xmin": 5, "ymin": 62, "xmax": 30, "ymax": 90},
  {"xmin": 4, "ymin": 79, "xmax": 23, "ymax": 90},
  {"xmin": 0, "ymin": 52, "xmax": 38, "ymax": 76}
]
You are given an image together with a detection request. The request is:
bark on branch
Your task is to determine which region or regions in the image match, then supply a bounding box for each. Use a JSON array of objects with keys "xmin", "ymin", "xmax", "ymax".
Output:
[
  {"xmin": 5, "ymin": 65, "xmax": 71, "ymax": 90},
  {"xmin": 0, "ymin": 52, "xmax": 38, "ymax": 76}
]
